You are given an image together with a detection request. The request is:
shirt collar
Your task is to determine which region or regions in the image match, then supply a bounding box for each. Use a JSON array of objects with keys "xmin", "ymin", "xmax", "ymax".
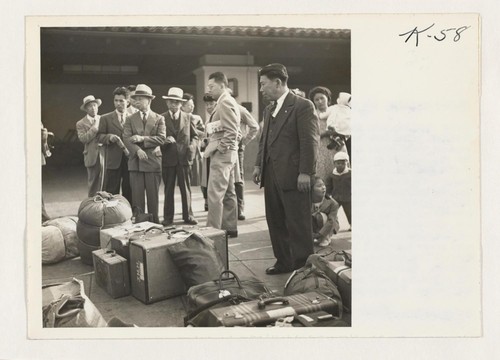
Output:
[
  {"xmin": 333, "ymin": 167, "xmax": 350, "ymax": 175},
  {"xmin": 115, "ymin": 110, "xmax": 126, "ymax": 118},
  {"xmin": 170, "ymin": 110, "xmax": 181, "ymax": 120},
  {"xmin": 86, "ymin": 114, "xmax": 100, "ymax": 122},
  {"xmin": 140, "ymin": 109, "xmax": 150, "ymax": 119},
  {"xmin": 216, "ymin": 90, "xmax": 229, "ymax": 105},
  {"xmin": 273, "ymin": 89, "xmax": 290, "ymax": 117}
]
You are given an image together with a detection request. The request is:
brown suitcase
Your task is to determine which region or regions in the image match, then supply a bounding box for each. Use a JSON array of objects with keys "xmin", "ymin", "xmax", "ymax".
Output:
[
  {"xmin": 129, "ymin": 232, "xmax": 189, "ymax": 304},
  {"xmin": 110, "ymin": 226, "xmax": 165, "ymax": 261},
  {"xmin": 99, "ymin": 221, "xmax": 163, "ymax": 250},
  {"xmin": 92, "ymin": 249, "xmax": 130, "ymax": 298}
]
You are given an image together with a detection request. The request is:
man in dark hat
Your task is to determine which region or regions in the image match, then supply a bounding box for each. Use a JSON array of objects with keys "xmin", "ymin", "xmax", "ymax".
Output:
[
  {"xmin": 253, "ymin": 63, "xmax": 320, "ymax": 274},
  {"xmin": 76, "ymin": 95, "xmax": 104, "ymax": 197},
  {"xmin": 123, "ymin": 84, "xmax": 166, "ymax": 224},
  {"xmin": 160, "ymin": 87, "xmax": 198, "ymax": 226}
]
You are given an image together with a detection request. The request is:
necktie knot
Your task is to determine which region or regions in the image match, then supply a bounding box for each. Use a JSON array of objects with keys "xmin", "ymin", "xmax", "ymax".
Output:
[
  {"xmin": 269, "ymin": 102, "xmax": 277, "ymax": 118},
  {"xmin": 142, "ymin": 112, "xmax": 147, "ymax": 123}
]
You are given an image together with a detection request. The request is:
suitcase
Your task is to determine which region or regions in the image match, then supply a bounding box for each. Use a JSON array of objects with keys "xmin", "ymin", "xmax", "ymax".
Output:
[
  {"xmin": 192, "ymin": 226, "xmax": 228, "ymax": 270},
  {"xmin": 291, "ymin": 311, "xmax": 349, "ymax": 327},
  {"xmin": 187, "ymin": 291, "xmax": 341, "ymax": 327},
  {"xmin": 129, "ymin": 232, "xmax": 190, "ymax": 304},
  {"xmin": 327, "ymin": 261, "xmax": 352, "ymax": 312},
  {"xmin": 99, "ymin": 221, "xmax": 164, "ymax": 250},
  {"xmin": 92, "ymin": 249, "xmax": 130, "ymax": 298},
  {"xmin": 109, "ymin": 226, "xmax": 166, "ymax": 261}
]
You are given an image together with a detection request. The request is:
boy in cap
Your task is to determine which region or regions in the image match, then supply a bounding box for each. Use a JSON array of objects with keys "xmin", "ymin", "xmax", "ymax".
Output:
[
  {"xmin": 160, "ymin": 87, "xmax": 198, "ymax": 226},
  {"xmin": 311, "ymin": 176, "xmax": 340, "ymax": 247},
  {"xmin": 325, "ymin": 151, "xmax": 351, "ymax": 229},
  {"xmin": 123, "ymin": 84, "xmax": 166, "ymax": 224},
  {"xmin": 76, "ymin": 95, "xmax": 104, "ymax": 197}
]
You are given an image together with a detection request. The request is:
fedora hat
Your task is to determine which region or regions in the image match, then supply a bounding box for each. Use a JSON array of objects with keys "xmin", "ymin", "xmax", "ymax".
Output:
[
  {"xmin": 131, "ymin": 84, "xmax": 155, "ymax": 99},
  {"xmin": 162, "ymin": 87, "xmax": 187, "ymax": 101},
  {"xmin": 80, "ymin": 95, "xmax": 102, "ymax": 112}
]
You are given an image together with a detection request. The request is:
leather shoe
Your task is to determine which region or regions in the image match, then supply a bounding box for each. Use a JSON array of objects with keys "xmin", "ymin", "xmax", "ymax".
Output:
[
  {"xmin": 184, "ymin": 217, "xmax": 198, "ymax": 225},
  {"xmin": 238, "ymin": 213, "xmax": 246, "ymax": 220},
  {"xmin": 162, "ymin": 220, "xmax": 173, "ymax": 227},
  {"xmin": 265, "ymin": 266, "xmax": 288, "ymax": 275},
  {"xmin": 226, "ymin": 230, "xmax": 238, "ymax": 238}
]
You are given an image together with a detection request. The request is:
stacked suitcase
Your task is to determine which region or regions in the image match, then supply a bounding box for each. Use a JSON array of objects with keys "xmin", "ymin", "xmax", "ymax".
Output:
[{"xmin": 93, "ymin": 224, "xmax": 228, "ymax": 304}]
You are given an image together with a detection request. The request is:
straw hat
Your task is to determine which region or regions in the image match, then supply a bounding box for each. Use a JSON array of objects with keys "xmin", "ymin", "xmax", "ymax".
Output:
[
  {"xmin": 80, "ymin": 95, "xmax": 102, "ymax": 112},
  {"xmin": 131, "ymin": 84, "xmax": 155, "ymax": 99},
  {"xmin": 162, "ymin": 87, "xmax": 187, "ymax": 101}
]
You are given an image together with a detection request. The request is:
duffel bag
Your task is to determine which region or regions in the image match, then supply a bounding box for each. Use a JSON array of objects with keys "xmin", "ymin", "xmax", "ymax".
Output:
[
  {"xmin": 186, "ymin": 270, "xmax": 273, "ymax": 314},
  {"xmin": 284, "ymin": 259, "xmax": 342, "ymax": 318},
  {"xmin": 42, "ymin": 225, "xmax": 66, "ymax": 264},
  {"xmin": 44, "ymin": 216, "xmax": 79, "ymax": 259},
  {"xmin": 78, "ymin": 191, "xmax": 132, "ymax": 228},
  {"xmin": 77, "ymin": 237, "xmax": 99, "ymax": 266},
  {"xmin": 167, "ymin": 231, "xmax": 225, "ymax": 288},
  {"xmin": 42, "ymin": 278, "xmax": 107, "ymax": 327}
]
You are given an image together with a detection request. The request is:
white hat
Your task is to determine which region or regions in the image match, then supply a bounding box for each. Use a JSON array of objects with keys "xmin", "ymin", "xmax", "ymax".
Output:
[
  {"xmin": 80, "ymin": 95, "xmax": 102, "ymax": 112},
  {"xmin": 162, "ymin": 87, "xmax": 187, "ymax": 101},
  {"xmin": 131, "ymin": 84, "xmax": 155, "ymax": 99},
  {"xmin": 333, "ymin": 151, "xmax": 349, "ymax": 162}
]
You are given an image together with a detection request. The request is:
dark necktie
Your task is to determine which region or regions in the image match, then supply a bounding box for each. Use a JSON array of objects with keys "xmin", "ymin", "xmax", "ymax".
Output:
[
  {"xmin": 142, "ymin": 112, "xmax": 147, "ymax": 125},
  {"xmin": 120, "ymin": 114, "xmax": 125, "ymax": 126},
  {"xmin": 269, "ymin": 102, "xmax": 277, "ymax": 119}
]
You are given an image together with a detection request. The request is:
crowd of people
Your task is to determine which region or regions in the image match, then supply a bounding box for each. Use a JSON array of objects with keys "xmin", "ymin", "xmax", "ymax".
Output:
[{"xmin": 42, "ymin": 62, "xmax": 351, "ymax": 276}]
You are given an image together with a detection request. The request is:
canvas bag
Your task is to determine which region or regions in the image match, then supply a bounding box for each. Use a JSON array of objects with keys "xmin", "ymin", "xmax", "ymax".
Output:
[{"xmin": 167, "ymin": 232, "xmax": 225, "ymax": 288}]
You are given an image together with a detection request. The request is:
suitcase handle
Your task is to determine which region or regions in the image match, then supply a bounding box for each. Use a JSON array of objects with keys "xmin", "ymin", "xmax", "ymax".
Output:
[
  {"xmin": 105, "ymin": 250, "xmax": 117, "ymax": 257},
  {"xmin": 217, "ymin": 270, "xmax": 242, "ymax": 290},
  {"xmin": 257, "ymin": 297, "xmax": 290, "ymax": 309}
]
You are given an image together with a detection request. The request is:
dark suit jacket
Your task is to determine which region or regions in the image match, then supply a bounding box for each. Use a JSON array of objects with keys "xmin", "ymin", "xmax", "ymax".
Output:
[
  {"xmin": 160, "ymin": 111, "xmax": 198, "ymax": 167},
  {"xmin": 123, "ymin": 110, "xmax": 166, "ymax": 172},
  {"xmin": 97, "ymin": 111, "xmax": 127, "ymax": 170},
  {"xmin": 256, "ymin": 91, "xmax": 319, "ymax": 191}
]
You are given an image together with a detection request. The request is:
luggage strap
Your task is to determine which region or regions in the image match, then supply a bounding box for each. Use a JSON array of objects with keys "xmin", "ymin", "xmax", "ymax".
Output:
[{"xmin": 184, "ymin": 294, "xmax": 250, "ymax": 326}]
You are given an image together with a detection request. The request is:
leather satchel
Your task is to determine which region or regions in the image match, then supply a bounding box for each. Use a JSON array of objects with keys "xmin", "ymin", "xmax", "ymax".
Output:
[{"xmin": 186, "ymin": 270, "xmax": 273, "ymax": 314}]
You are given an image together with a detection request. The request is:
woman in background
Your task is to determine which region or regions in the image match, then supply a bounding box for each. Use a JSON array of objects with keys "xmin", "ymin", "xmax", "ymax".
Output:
[{"xmin": 309, "ymin": 86, "xmax": 346, "ymax": 180}]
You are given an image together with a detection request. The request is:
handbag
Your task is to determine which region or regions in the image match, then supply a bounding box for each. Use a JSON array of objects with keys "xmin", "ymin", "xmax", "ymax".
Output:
[{"xmin": 186, "ymin": 270, "xmax": 273, "ymax": 314}]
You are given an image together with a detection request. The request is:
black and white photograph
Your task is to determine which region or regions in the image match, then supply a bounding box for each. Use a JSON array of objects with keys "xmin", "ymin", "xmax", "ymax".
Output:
[
  {"xmin": 38, "ymin": 24, "xmax": 352, "ymax": 329},
  {"xmin": 12, "ymin": 8, "xmax": 492, "ymax": 358}
]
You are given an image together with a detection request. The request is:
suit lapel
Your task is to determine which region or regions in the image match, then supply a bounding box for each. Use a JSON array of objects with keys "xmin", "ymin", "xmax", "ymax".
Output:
[
  {"xmin": 269, "ymin": 93, "xmax": 295, "ymax": 145},
  {"xmin": 131, "ymin": 112, "xmax": 144, "ymax": 135},
  {"xmin": 179, "ymin": 112, "xmax": 187, "ymax": 135},
  {"xmin": 144, "ymin": 111, "xmax": 157, "ymax": 135},
  {"xmin": 164, "ymin": 112, "xmax": 176, "ymax": 135},
  {"xmin": 111, "ymin": 112, "xmax": 124, "ymax": 131}
]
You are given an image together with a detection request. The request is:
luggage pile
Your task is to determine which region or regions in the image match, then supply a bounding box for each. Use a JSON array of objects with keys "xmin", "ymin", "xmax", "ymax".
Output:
[
  {"xmin": 42, "ymin": 216, "xmax": 79, "ymax": 264},
  {"xmin": 76, "ymin": 191, "xmax": 132, "ymax": 265}
]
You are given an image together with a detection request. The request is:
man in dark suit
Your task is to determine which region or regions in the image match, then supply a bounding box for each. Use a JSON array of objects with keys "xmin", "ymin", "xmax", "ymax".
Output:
[
  {"xmin": 97, "ymin": 87, "xmax": 132, "ymax": 203},
  {"xmin": 253, "ymin": 63, "xmax": 320, "ymax": 274},
  {"xmin": 160, "ymin": 87, "xmax": 198, "ymax": 226},
  {"xmin": 76, "ymin": 95, "xmax": 104, "ymax": 197},
  {"xmin": 123, "ymin": 84, "xmax": 166, "ymax": 224}
]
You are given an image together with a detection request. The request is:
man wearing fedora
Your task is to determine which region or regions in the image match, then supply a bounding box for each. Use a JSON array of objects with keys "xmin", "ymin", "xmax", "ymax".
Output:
[
  {"xmin": 123, "ymin": 84, "xmax": 166, "ymax": 224},
  {"xmin": 253, "ymin": 63, "xmax": 320, "ymax": 275},
  {"xmin": 160, "ymin": 87, "xmax": 198, "ymax": 226},
  {"xmin": 204, "ymin": 72, "xmax": 240, "ymax": 237},
  {"xmin": 97, "ymin": 86, "xmax": 132, "ymax": 203},
  {"xmin": 76, "ymin": 95, "xmax": 104, "ymax": 197}
]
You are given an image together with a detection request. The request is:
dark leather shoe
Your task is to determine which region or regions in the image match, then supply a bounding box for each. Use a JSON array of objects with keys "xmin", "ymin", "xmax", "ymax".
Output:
[
  {"xmin": 162, "ymin": 220, "xmax": 173, "ymax": 226},
  {"xmin": 238, "ymin": 213, "xmax": 246, "ymax": 220},
  {"xmin": 226, "ymin": 230, "xmax": 238, "ymax": 238},
  {"xmin": 265, "ymin": 266, "xmax": 288, "ymax": 275},
  {"xmin": 184, "ymin": 217, "xmax": 198, "ymax": 225}
]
